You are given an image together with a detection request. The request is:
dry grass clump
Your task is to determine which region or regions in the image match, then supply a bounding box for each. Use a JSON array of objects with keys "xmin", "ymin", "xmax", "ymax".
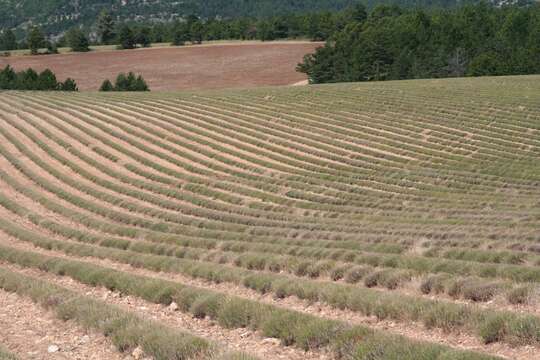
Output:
[
  {"xmin": 505, "ymin": 285, "xmax": 536, "ymax": 305},
  {"xmin": 0, "ymin": 345, "xmax": 18, "ymax": 360},
  {"xmin": 421, "ymin": 275, "xmax": 510, "ymax": 303},
  {"xmin": 447, "ymin": 279, "xmax": 502, "ymax": 302},
  {"xmin": 344, "ymin": 266, "xmax": 372, "ymax": 284},
  {"xmin": 363, "ymin": 270, "xmax": 412, "ymax": 290},
  {"xmin": 420, "ymin": 274, "xmax": 450, "ymax": 295}
]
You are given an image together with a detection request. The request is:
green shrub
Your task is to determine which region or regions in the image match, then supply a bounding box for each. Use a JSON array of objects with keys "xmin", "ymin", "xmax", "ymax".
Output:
[
  {"xmin": 506, "ymin": 286, "xmax": 533, "ymax": 305},
  {"xmin": 100, "ymin": 72, "xmax": 149, "ymax": 92},
  {"xmin": 189, "ymin": 294, "xmax": 223, "ymax": 319},
  {"xmin": 261, "ymin": 312, "xmax": 302, "ymax": 346},
  {"xmin": 422, "ymin": 304, "xmax": 470, "ymax": 332},
  {"xmin": 344, "ymin": 266, "xmax": 371, "ymax": 284},
  {"xmin": 479, "ymin": 314, "xmax": 508, "ymax": 344},
  {"xmin": 295, "ymin": 319, "xmax": 342, "ymax": 350},
  {"xmin": 420, "ymin": 274, "xmax": 448, "ymax": 295},
  {"xmin": 330, "ymin": 265, "xmax": 349, "ymax": 281},
  {"xmin": 218, "ymin": 299, "xmax": 257, "ymax": 329}
]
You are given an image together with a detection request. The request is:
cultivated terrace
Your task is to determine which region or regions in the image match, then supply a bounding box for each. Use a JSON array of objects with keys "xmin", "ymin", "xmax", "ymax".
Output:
[{"xmin": 0, "ymin": 75, "xmax": 538, "ymax": 360}]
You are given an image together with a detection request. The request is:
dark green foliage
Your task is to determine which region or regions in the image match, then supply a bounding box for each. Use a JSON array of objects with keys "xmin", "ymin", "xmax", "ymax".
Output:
[
  {"xmin": 27, "ymin": 26, "xmax": 45, "ymax": 55},
  {"xmin": 100, "ymin": 72, "xmax": 150, "ymax": 92},
  {"xmin": 36, "ymin": 69, "xmax": 58, "ymax": 90},
  {"xmin": 0, "ymin": 29, "xmax": 17, "ymax": 51},
  {"xmin": 0, "ymin": 66, "xmax": 78, "ymax": 91},
  {"xmin": 99, "ymin": 79, "xmax": 114, "ymax": 92},
  {"xmin": 135, "ymin": 26, "xmax": 152, "ymax": 48},
  {"xmin": 186, "ymin": 15, "xmax": 204, "ymax": 44},
  {"xmin": 45, "ymin": 41, "xmax": 58, "ymax": 54},
  {"xmin": 0, "ymin": 65, "xmax": 17, "ymax": 89},
  {"xmin": 96, "ymin": 10, "xmax": 115, "ymax": 45},
  {"xmin": 0, "ymin": 0, "xmax": 358, "ymax": 36},
  {"xmin": 134, "ymin": 75, "xmax": 149, "ymax": 91},
  {"xmin": 61, "ymin": 78, "xmax": 78, "ymax": 91},
  {"xmin": 172, "ymin": 21, "xmax": 189, "ymax": 46},
  {"xmin": 66, "ymin": 27, "xmax": 90, "ymax": 52},
  {"xmin": 298, "ymin": 3, "xmax": 540, "ymax": 83},
  {"xmin": 117, "ymin": 25, "xmax": 136, "ymax": 50},
  {"xmin": 16, "ymin": 68, "xmax": 38, "ymax": 89}
]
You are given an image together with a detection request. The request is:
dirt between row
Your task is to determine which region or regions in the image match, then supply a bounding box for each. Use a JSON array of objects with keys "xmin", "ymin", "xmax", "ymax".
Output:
[
  {"xmin": 0, "ymin": 42, "xmax": 321, "ymax": 91},
  {"xmin": 0, "ymin": 290, "xmax": 125, "ymax": 360}
]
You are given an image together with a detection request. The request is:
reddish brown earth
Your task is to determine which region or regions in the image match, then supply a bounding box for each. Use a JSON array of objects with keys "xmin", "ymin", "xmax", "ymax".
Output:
[{"xmin": 0, "ymin": 42, "xmax": 321, "ymax": 91}]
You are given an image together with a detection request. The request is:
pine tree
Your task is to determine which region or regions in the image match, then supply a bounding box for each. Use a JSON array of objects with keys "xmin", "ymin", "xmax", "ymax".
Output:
[
  {"xmin": 37, "ymin": 69, "xmax": 59, "ymax": 90},
  {"xmin": 101, "ymin": 73, "xmax": 149, "ymax": 91},
  {"xmin": 99, "ymin": 79, "xmax": 114, "ymax": 91},
  {"xmin": 0, "ymin": 65, "xmax": 17, "ymax": 89},
  {"xmin": 114, "ymin": 73, "xmax": 129, "ymax": 90},
  {"xmin": 190, "ymin": 20, "xmax": 204, "ymax": 44},
  {"xmin": 126, "ymin": 72, "xmax": 137, "ymax": 90},
  {"xmin": 134, "ymin": 75, "xmax": 149, "ymax": 91},
  {"xmin": 0, "ymin": 29, "xmax": 17, "ymax": 51},
  {"xmin": 117, "ymin": 25, "xmax": 135, "ymax": 49},
  {"xmin": 61, "ymin": 78, "xmax": 78, "ymax": 91},
  {"xmin": 66, "ymin": 28, "xmax": 90, "ymax": 52},
  {"xmin": 17, "ymin": 69, "xmax": 39, "ymax": 89},
  {"xmin": 27, "ymin": 26, "xmax": 45, "ymax": 55},
  {"xmin": 172, "ymin": 22, "xmax": 188, "ymax": 46},
  {"xmin": 135, "ymin": 27, "xmax": 152, "ymax": 48},
  {"xmin": 46, "ymin": 41, "xmax": 58, "ymax": 54},
  {"xmin": 97, "ymin": 10, "xmax": 115, "ymax": 45}
]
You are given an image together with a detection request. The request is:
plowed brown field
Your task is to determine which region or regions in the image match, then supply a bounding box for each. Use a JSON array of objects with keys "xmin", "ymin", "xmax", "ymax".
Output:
[{"xmin": 0, "ymin": 41, "xmax": 321, "ymax": 91}]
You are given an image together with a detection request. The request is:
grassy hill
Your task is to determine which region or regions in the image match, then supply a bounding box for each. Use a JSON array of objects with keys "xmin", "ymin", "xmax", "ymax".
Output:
[{"xmin": 0, "ymin": 75, "xmax": 538, "ymax": 359}]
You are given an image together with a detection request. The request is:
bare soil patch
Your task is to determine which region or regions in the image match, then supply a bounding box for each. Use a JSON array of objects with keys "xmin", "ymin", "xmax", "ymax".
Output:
[
  {"xmin": 0, "ymin": 42, "xmax": 321, "ymax": 91},
  {"xmin": 0, "ymin": 290, "xmax": 124, "ymax": 360}
]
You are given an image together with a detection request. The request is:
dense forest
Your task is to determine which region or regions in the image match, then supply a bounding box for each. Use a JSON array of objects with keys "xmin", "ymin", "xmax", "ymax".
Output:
[
  {"xmin": 0, "ymin": 0, "xmax": 357, "ymax": 35},
  {"xmin": 0, "ymin": 0, "xmax": 532, "ymax": 36},
  {"xmin": 298, "ymin": 3, "xmax": 540, "ymax": 82},
  {"xmin": 0, "ymin": 9, "xmax": 365, "ymax": 51}
]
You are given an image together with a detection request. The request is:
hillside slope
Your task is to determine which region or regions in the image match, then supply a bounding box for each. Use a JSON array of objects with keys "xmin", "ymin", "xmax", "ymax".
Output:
[
  {"xmin": 0, "ymin": 0, "xmax": 356, "ymax": 32},
  {"xmin": 0, "ymin": 76, "xmax": 538, "ymax": 359},
  {"xmin": 0, "ymin": 0, "xmax": 523, "ymax": 34}
]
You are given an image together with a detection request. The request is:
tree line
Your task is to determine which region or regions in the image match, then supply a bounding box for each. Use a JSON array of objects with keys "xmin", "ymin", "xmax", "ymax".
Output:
[
  {"xmin": 298, "ymin": 3, "xmax": 540, "ymax": 83},
  {"xmin": 0, "ymin": 66, "xmax": 149, "ymax": 92},
  {"xmin": 0, "ymin": 5, "xmax": 383, "ymax": 53},
  {"xmin": 0, "ymin": 66, "xmax": 78, "ymax": 91},
  {"xmin": 100, "ymin": 73, "xmax": 150, "ymax": 92},
  {"xmin": 0, "ymin": 0, "xmax": 359, "ymax": 35}
]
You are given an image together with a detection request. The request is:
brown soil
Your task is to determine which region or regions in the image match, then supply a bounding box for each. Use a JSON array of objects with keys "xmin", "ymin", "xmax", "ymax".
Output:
[
  {"xmin": 0, "ymin": 290, "xmax": 125, "ymax": 360},
  {"xmin": 0, "ymin": 42, "xmax": 321, "ymax": 91}
]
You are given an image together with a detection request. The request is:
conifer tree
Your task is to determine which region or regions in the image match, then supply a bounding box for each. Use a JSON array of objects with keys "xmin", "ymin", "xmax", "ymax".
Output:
[{"xmin": 27, "ymin": 26, "xmax": 45, "ymax": 55}]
